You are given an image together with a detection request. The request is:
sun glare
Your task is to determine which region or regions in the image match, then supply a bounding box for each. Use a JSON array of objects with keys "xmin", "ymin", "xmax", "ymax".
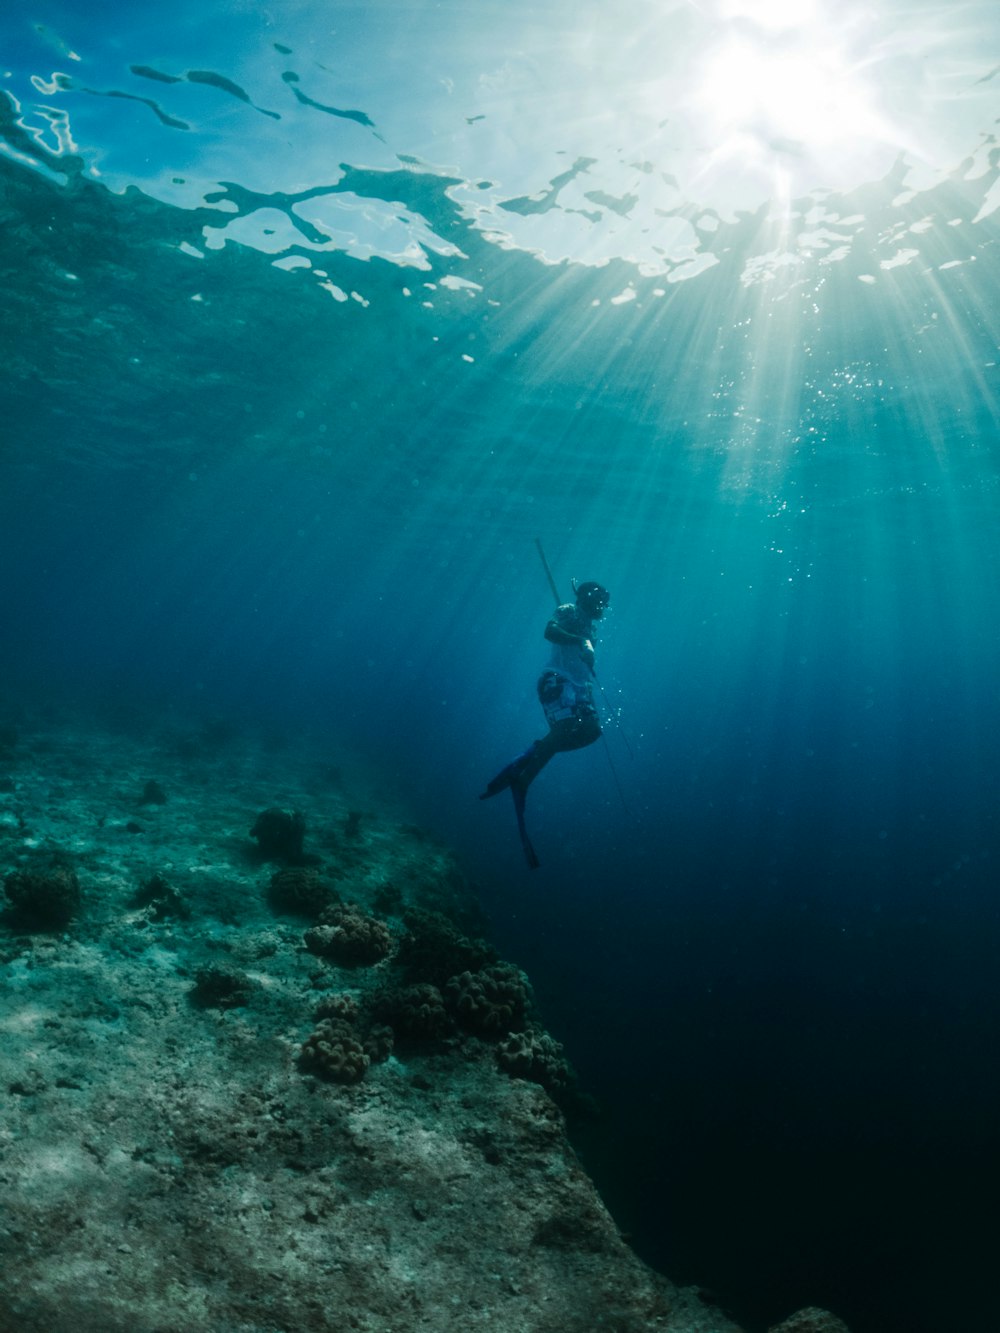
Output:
[
  {"xmin": 688, "ymin": 1, "xmax": 900, "ymax": 204},
  {"xmin": 718, "ymin": 0, "xmax": 821, "ymax": 32},
  {"xmin": 699, "ymin": 38, "xmax": 878, "ymax": 147}
]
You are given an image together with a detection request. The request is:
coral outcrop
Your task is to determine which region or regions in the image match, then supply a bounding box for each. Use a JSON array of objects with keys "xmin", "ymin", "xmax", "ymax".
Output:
[
  {"xmin": 2, "ymin": 860, "xmax": 81, "ymax": 928},
  {"xmin": 446, "ymin": 962, "xmax": 531, "ymax": 1035},
  {"xmin": 308, "ymin": 993, "xmax": 396, "ymax": 1068},
  {"xmin": 497, "ymin": 1026, "xmax": 573, "ymax": 1095},
  {"xmin": 373, "ymin": 981, "xmax": 451, "ymax": 1040},
  {"xmin": 768, "ymin": 1311, "xmax": 852, "ymax": 1333},
  {"xmin": 249, "ymin": 805, "xmax": 307, "ymax": 860},
  {"xmin": 313, "ymin": 991, "xmax": 360, "ymax": 1024},
  {"xmin": 362, "ymin": 1021, "xmax": 394, "ymax": 1063},
  {"xmin": 395, "ymin": 906, "xmax": 496, "ymax": 986},
  {"xmin": 266, "ymin": 864, "xmax": 338, "ymax": 918},
  {"xmin": 304, "ymin": 902, "xmax": 394, "ymax": 965},
  {"xmin": 130, "ymin": 871, "xmax": 189, "ymax": 920},
  {"xmin": 190, "ymin": 964, "xmax": 252, "ymax": 1009},
  {"xmin": 139, "ymin": 779, "xmax": 167, "ymax": 805},
  {"xmin": 298, "ymin": 1016, "xmax": 371, "ymax": 1082}
]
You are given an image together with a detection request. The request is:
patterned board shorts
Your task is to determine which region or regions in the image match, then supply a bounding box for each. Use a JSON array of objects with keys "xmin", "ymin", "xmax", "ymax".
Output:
[{"xmin": 536, "ymin": 670, "xmax": 597, "ymax": 727}]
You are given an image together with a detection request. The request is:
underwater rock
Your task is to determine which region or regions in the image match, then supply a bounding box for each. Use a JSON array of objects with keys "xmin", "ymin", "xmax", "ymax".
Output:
[
  {"xmin": 768, "ymin": 1311, "xmax": 852, "ymax": 1333},
  {"xmin": 129, "ymin": 871, "xmax": 189, "ymax": 920},
  {"xmin": 2, "ymin": 861, "xmax": 81, "ymax": 929},
  {"xmin": 343, "ymin": 808, "xmax": 364, "ymax": 838},
  {"xmin": 532, "ymin": 1197, "xmax": 618, "ymax": 1254},
  {"xmin": 249, "ymin": 806, "xmax": 307, "ymax": 860},
  {"xmin": 139, "ymin": 779, "xmax": 167, "ymax": 805},
  {"xmin": 190, "ymin": 964, "xmax": 252, "ymax": 1009}
]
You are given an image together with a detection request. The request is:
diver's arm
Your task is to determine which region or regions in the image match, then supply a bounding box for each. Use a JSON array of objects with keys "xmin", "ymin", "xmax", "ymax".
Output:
[
  {"xmin": 544, "ymin": 617, "xmax": 595, "ymax": 667},
  {"xmin": 544, "ymin": 618, "xmax": 588, "ymax": 647}
]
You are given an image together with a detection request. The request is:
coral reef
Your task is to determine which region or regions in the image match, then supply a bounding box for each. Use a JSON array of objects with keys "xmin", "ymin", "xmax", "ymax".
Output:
[
  {"xmin": 395, "ymin": 906, "xmax": 497, "ymax": 987},
  {"xmin": 298, "ymin": 1016, "xmax": 371, "ymax": 1082},
  {"xmin": 0, "ymin": 712, "xmax": 849, "ymax": 1332},
  {"xmin": 373, "ymin": 981, "xmax": 451, "ymax": 1040},
  {"xmin": 190, "ymin": 964, "xmax": 252, "ymax": 1009},
  {"xmin": 305, "ymin": 903, "xmax": 394, "ymax": 965},
  {"xmin": 497, "ymin": 1026, "xmax": 573, "ymax": 1095},
  {"xmin": 309, "ymin": 995, "xmax": 394, "ymax": 1069},
  {"xmin": 2, "ymin": 860, "xmax": 81, "ymax": 928},
  {"xmin": 768, "ymin": 1311, "xmax": 852, "ymax": 1333},
  {"xmin": 266, "ymin": 865, "xmax": 338, "ymax": 918},
  {"xmin": 130, "ymin": 871, "xmax": 189, "ymax": 920},
  {"xmin": 249, "ymin": 806, "xmax": 307, "ymax": 860},
  {"xmin": 445, "ymin": 962, "xmax": 531, "ymax": 1035},
  {"xmin": 313, "ymin": 991, "xmax": 360, "ymax": 1024},
  {"xmin": 362, "ymin": 1022, "xmax": 394, "ymax": 1063}
]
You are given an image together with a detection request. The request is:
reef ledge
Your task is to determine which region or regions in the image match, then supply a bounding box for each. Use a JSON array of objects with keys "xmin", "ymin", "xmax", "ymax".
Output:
[{"xmin": 0, "ymin": 709, "xmax": 844, "ymax": 1332}]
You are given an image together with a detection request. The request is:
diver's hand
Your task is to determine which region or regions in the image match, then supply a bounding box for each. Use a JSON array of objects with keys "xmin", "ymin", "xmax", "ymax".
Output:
[{"xmin": 580, "ymin": 639, "xmax": 595, "ymax": 669}]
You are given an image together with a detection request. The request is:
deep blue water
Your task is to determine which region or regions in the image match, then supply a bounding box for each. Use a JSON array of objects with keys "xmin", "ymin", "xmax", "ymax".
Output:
[{"xmin": 3, "ymin": 3, "xmax": 1000, "ymax": 1329}]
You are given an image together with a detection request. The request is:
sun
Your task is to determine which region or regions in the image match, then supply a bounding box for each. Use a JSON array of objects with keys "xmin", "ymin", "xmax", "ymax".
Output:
[
  {"xmin": 718, "ymin": 0, "xmax": 823, "ymax": 33},
  {"xmin": 698, "ymin": 38, "xmax": 879, "ymax": 149},
  {"xmin": 686, "ymin": 1, "xmax": 901, "ymax": 204}
]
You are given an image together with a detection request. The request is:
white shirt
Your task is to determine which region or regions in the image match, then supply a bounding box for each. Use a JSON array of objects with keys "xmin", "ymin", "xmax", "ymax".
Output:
[{"xmin": 546, "ymin": 603, "xmax": 596, "ymax": 687}]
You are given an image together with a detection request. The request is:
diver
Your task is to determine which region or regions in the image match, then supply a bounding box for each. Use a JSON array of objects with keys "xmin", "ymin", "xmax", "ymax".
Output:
[{"xmin": 479, "ymin": 580, "xmax": 610, "ymax": 867}]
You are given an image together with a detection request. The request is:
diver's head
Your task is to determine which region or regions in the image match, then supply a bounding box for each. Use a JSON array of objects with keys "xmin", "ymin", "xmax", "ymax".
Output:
[{"xmin": 574, "ymin": 580, "xmax": 610, "ymax": 620}]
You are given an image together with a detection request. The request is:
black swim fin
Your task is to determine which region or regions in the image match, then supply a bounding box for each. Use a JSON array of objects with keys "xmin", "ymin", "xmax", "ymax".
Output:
[
  {"xmin": 511, "ymin": 784, "xmax": 540, "ymax": 870},
  {"xmin": 479, "ymin": 746, "xmax": 534, "ymax": 801}
]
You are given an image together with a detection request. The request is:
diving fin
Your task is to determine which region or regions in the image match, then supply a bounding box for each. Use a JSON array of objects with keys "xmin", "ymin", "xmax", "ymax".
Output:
[
  {"xmin": 479, "ymin": 746, "xmax": 534, "ymax": 801},
  {"xmin": 511, "ymin": 784, "xmax": 540, "ymax": 870}
]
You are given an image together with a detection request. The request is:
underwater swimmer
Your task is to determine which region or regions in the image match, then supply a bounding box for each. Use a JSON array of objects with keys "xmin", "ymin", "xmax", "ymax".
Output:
[{"xmin": 479, "ymin": 580, "xmax": 609, "ymax": 868}]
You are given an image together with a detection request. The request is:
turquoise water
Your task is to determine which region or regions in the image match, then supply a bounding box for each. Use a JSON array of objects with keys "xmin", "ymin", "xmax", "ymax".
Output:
[{"xmin": 3, "ymin": 3, "xmax": 1000, "ymax": 1329}]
